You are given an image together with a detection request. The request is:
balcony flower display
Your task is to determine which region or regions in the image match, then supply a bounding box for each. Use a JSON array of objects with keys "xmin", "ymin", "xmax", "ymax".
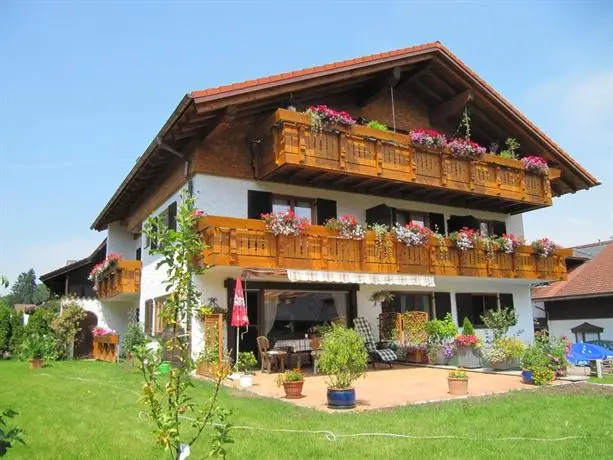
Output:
[
  {"xmin": 88, "ymin": 253, "xmax": 122, "ymax": 283},
  {"xmin": 532, "ymin": 237, "xmax": 556, "ymax": 258},
  {"xmin": 306, "ymin": 105, "xmax": 355, "ymax": 132},
  {"xmin": 446, "ymin": 137, "xmax": 486, "ymax": 160},
  {"xmin": 521, "ymin": 156, "xmax": 549, "ymax": 176},
  {"xmin": 92, "ymin": 327, "xmax": 117, "ymax": 337},
  {"xmin": 393, "ymin": 222, "xmax": 432, "ymax": 247},
  {"xmin": 409, "ymin": 128, "xmax": 446, "ymax": 150},
  {"xmin": 261, "ymin": 210, "xmax": 311, "ymax": 237},
  {"xmin": 325, "ymin": 215, "xmax": 365, "ymax": 240},
  {"xmin": 496, "ymin": 233, "xmax": 524, "ymax": 254},
  {"xmin": 448, "ymin": 227, "xmax": 479, "ymax": 252}
]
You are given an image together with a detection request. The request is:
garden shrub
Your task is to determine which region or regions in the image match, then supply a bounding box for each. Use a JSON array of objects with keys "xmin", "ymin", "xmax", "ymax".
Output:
[
  {"xmin": 462, "ymin": 317, "xmax": 475, "ymax": 335},
  {"xmin": 8, "ymin": 311, "xmax": 24, "ymax": 354},
  {"xmin": 25, "ymin": 308, "xmax": 55, "ymax": 337},
  {"xmin": 0, "ymin": 305, "xmax": 11, "ymax": 355},
  {"xmin": 51, "ymin": 302, "xmax": 86, "ymax": 359},
  {"xmin": 121, "ymin": 321, "xmax": 146, "ymax": 358}
]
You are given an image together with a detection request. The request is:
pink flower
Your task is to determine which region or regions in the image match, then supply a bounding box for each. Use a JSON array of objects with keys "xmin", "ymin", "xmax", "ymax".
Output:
[{"xmin": 192, "ymin": 210, "xmax": 205, "ymax": 218}]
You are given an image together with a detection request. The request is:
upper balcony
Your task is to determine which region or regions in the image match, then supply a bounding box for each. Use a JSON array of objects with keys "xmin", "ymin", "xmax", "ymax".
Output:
[
  {"xmin": 95, "ymin": 260, "xmax": 142, "ymax": 302},
  {"xmin": 198, "ymin": 215, "xmax": 570, "ymax": 282},
  {"xmin": 257, "ymin": 109, "xmax": 561, "ymax": 214}
]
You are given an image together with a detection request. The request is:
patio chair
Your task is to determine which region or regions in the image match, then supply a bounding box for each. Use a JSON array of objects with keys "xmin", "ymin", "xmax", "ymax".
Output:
[
  {"xmin": 353, "ymin": 317, "xmax": 397, "ymax": 368},
  {"xmin": 256, "ymin": 336, "xmax": 286, "ymax": 373}
]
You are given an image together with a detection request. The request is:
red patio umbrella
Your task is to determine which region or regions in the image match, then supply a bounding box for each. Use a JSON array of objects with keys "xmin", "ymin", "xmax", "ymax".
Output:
[{"xmin": 231, "ymin": 277, "xmax": 249, "ymax": 366}]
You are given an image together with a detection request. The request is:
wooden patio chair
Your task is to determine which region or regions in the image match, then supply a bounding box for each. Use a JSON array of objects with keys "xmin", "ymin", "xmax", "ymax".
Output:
[
  {"xmin": 353, "ymin": 317, "xmax": 397, "ymax": 368},
  {"xmin": 256, "ymin": 336, "xmax": 286, "ymax": 373}
]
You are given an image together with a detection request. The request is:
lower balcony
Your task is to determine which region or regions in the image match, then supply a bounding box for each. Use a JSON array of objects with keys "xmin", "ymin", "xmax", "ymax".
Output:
[
  {"xmin": 198, "ymin": 216, "xmax": 570, "ymax": 281},
  {"xmin": 95, "ymin": 260, "xmax": 142, "ymax": 301}
]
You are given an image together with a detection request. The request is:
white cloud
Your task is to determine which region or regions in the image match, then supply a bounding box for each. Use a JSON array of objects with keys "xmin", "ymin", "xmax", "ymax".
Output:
[{"xmin": 0, "ymin": 235, "xmax": 104, "ymax": 295}]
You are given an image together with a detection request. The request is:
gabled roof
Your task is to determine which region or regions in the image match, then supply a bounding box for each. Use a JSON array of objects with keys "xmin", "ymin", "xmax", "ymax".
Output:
[
  {"xmin": 532, "ymin": 241, "xmax": 613, "ymax": 301},
  {"xmin": 91, "ymin": 41, "xmax": 600, "ymax": 231},
  {"xmin": 40, "ymin": 240, "xmax": 107, "ymax": 282}
]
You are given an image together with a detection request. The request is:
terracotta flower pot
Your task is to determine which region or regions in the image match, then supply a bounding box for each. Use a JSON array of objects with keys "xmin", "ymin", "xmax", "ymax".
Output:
[
  {"xmin": 28, "ymin": 358, "xmax": 44, "ymax": 369},
  {"xmin": 282, "ymin": 381, "xmax": 304, "ymax": 399},
  {"xmin": 448, "ymin": 377, "xmax": 468, "ymax": 395}
]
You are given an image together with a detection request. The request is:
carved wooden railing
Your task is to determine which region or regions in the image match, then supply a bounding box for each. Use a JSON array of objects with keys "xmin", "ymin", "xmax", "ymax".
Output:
[
  {"xmin": 197, "ymin": 216, "xmax": 570, "ymax": 281},
  {"xmin": 258, "ymin": 109, "xmax": 560, "ymax": 207},
  {"xmin": 96, "ymin": 260, "xmax": 142, "ymax": 300}
]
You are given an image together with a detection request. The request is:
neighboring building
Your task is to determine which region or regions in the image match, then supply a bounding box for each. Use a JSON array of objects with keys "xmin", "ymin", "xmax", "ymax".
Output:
[
  {"xmin": 533, "ymin": 240, "xmax": 613, "ymax": 342},
  {"xmin": 49, "ymin": 42, "xmax": 597, "ymax": 359}
]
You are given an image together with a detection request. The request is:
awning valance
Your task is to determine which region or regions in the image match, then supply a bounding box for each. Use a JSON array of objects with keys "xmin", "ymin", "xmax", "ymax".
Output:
[{"xmin": 286, "ymin": 270, "xmax": 435, "ymax": 287}]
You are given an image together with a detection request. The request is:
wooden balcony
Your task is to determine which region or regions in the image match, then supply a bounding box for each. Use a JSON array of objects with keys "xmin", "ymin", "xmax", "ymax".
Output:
[
  {"xmin": 198, "ymin": 216, "xmax": 570, "ymax": 281},
  {"xmin": 96, "ymin": 260, "xmax": 142, "ymax": 301},
  {"xmin": 257, "ymin": 109, "xmax": 560, "ymax": 214}
]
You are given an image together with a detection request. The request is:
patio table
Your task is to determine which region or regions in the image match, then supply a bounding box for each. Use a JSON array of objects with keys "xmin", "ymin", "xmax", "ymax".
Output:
[{"xmin": 274, "ymin": 339, "xmax": 312, "ymax": 369}]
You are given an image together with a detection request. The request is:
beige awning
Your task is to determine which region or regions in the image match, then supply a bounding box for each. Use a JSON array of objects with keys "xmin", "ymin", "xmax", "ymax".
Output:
[{"xmin": 286, "ymin": 270, "xmax": 435, "ymax": 287}]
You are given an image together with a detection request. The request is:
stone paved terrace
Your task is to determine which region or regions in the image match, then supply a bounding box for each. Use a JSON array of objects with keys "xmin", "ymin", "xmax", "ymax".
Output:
[{"xmin": 224, "ymin": 365, "xmax": 569, "ymax": 411}]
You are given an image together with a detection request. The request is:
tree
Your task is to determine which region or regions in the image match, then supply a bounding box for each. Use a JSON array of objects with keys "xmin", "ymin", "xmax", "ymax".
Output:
[
  {"xmin": 137, "ymin": 190, "xmax": 231, "ymax": 459},
  {"xmin": 32, "ymin": 284, "xmax": 50, "ymax": 305},
  {"xmin": 10, "ymin": 270, "xmax": 37, "ymax": 305}
]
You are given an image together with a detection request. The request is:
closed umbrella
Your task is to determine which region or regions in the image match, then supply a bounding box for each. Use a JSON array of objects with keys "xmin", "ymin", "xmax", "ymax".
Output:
[{"xmin": 231, "ymin": 277, "xmax": 249, "ymax": 366}]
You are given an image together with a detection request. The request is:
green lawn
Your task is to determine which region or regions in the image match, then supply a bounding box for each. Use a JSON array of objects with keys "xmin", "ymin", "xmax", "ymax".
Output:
[
  {"xmin": 589, "ymin": 375, "xmax": 613, "ymax": 384},
  {"xmin": 1, "ymin": 361, "xmax": 613, "ymax": 459}
]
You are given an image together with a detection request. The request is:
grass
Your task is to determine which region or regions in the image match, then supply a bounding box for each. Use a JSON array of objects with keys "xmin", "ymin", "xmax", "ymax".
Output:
[
  {"xmin": 1, "ymin": 361, "xmax": 613, "ymax": 459},
  {"xmin": 589, "ymin": 375, "xmax": 613, "ymax": 384}
]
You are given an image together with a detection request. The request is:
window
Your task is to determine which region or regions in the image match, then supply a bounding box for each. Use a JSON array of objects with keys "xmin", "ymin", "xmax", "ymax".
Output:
[
  {"xmin": 396, "ymin": 210, "xmax": 428, "ymax": 228},
  {"xmin": 146, "ymin": 202, "xmax": 177, "ymax": 250},
  {"xmin": 383, "ymin": 292, "xmax": 434, "ymax": 318},
  {"xmin": 144, "ymin": 297, "xmax": 168, "ymax": 336},
  {"xmin": 455, "ymin": 293, "xmax": 515, "ymax": 327},
  {"xmin": 272, "ymin": 196, "xmax": 314, "ymax": 223}
]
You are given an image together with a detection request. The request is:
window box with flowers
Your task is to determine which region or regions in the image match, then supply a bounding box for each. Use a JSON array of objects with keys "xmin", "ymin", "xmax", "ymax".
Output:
[
  {"xmin": 446, "ymin": 138, "xmax": 486, "ymax": 160},
  {"xmin": 88, "ymin": 253, "xmax": 122, "ymax": 285},
  {"xmin": 521, "ymin": 156, "xmax": 549, "ymax": 176},
  {"xmin": 495, "ymin": 233, "xmax": 524, "ymax": 255},
  {"xmin": 325, "ymin": 215, "xmax": 365, "ymax": 240},
  {"xmin": 261, "ymin": 210, "xmax": 311, "ymax": 237},
  {"xmin": 92, "ymin": 327, "xmax": 119, "ymax": 362},
  {"xmin": 393, "ymin": 222, "xmax": 432, "ymax": 247},
  {"xmin": 409, "ymin": 128, "xmax": 447, "ymax": 152},
  {"xmin": 306, "ymin": 105, "xmax": 355, "ymax": 133},
  {"xmin": 532, "ymin": 238, "xmax": 557, "ymax": 258},
  {"xmin": 448, "ymin": 227, "xmax": 478, "ymax": 252}
]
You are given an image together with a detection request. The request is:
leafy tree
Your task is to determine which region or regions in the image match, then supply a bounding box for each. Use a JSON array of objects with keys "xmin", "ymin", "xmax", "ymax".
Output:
[
  {"xmin": 121, "ymin": 322, "xmax": 146, "ymax": 359},
  {"xmin": 10, "ymin": 270, "xmax": 37, "ymax": 305},
  {"xmin": 0, "ymin": 409, "xmax": 24, "ymax": 456},
  {"xmin": 137, "ymin": 189, "xmax": 231, "ymax": 459},
  {"xmin": 24, "ymin": 308, "xmax": 55, "ymax": 337},
  {"xmin": 8, "ymin": 311, "xmax": 24, "ymax": 354},
  {"xmin": 32, "ymin": 284, "xmax": 50, "ymax": 305},
  {"xmin": 0, "ymin": 305, "xmax": 10, "ymax": 355}
]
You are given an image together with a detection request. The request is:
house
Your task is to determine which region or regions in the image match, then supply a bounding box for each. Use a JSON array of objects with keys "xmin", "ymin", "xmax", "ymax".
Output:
[
  {"xmin": 532, "ymin": 240, "xmax": 613, "ymax": 342},
  {"xmin": 48, "ymin": 41, "xmax": 597, "ymax": 360}
]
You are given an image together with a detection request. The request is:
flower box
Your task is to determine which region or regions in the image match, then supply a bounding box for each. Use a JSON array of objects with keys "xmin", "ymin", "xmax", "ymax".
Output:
[{"xmin": 91, "ymin": 333, "xmax": 120, "ymax": 363}]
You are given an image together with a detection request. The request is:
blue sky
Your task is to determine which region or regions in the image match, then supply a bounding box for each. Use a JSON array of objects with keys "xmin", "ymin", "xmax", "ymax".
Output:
[{"xmin": 1, "ymin": 1, "xmax": 612, "ymax": 291}]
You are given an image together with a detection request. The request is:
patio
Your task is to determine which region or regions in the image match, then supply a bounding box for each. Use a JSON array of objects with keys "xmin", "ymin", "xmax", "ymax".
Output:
[{"xmin": 230, "ymin": 365, "xmax": 568, "ymax": 411}]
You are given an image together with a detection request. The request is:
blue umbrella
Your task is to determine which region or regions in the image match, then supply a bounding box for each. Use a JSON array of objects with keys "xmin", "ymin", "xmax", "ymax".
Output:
[{"xmin": 567, "ymin": 342, "xmax": 613, "ymax": 366}]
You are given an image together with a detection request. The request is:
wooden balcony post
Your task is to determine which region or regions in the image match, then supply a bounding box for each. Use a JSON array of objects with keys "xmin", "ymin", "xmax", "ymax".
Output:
[
  {"xmin": 406, "ymin": 146, "xmax": 416, "ymax": 182},
  {"xmin": 320, "ymin": 236, "xmax": 329, "ymax": 271},
  {"xmin": 297, "ymin": 125, "xmax": 307, "ymax": 164},
  {"xmin": 360, "ymin": 238, "xmax": 368, "ymax": 272},
  {"xmin": 276, "ymin": 235, "xmax": 286, "ymax": 267},
  {"xmin": 440, "ymin": 154, "xmax": 448, "ymax": 186},
  {"xmin": 229, "ymin": 229, "xmax": 238, "ymax": 265},
  {"xmin": 520, "ymin": 171, "xmax": 527, "ymax": 200},
  {"xmin": 375, "ymin": 140, "xmax": 383, "ymax": 176},
  {"xmin": 468, "ymin": 161, "xmax": 476, "ymax": 191}
]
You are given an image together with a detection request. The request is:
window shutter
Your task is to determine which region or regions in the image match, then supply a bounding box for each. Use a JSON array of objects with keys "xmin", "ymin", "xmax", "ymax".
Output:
[
  {"xmin": 493, "ymin": 221, "xmax": 507, "ymax": 236},
  {"xmin": 316, "ymin": 199, "xmax": 337, "ymax": 225},
  {"xmin": 365, "ymin": 204, "xmax": 394, "ymax": 227},
  {"xmin": 428, "ymin": 213, "xmax": 446, "ymax": 234},
  {"xmin": 434, "ymin": 292, "xmax": 452, "ymax": 320},
  {"xmin": 455, "ymin": 293, "xmax": 473, "ymax": 327},
  {"xmin": 144, "ymin": 300, "xmax": 153, "ymax": 335},
  {"xmin": 147, "ymin": 221, "xmax": 158, "ymax": 250},
  {"xmin": 248, "ymin": 190, "xmax": 272, "ymax": 219},
  {"xmin": 167, "ymin": 202, "xmax": 177, "ymax": 231},
  {"xmin": 448, "ymin": 215, "xmax": 480, "ymax": 233},
  {"xmin": 500, "ymin": 293, "xmax": 514, "ymax": 310},
  {"xmin": 135, "ymin": 248, "xmax": 142, "ymax": 261}
]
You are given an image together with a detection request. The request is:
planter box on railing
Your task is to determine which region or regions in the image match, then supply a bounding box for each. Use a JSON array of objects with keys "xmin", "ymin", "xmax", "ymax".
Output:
[
  {"xmin": 197, "ymin": 215, "xmax": 571, "ymax": 282},
  {"xmin": 257, "ymin": 109, "xmax": 557, "ymax": 209},
  {"xmin": 95, "ymin": 260, "xmax": 142, "ymax": 300},
  {"xmin": 92, "ymin": 334, "xmax": 119, "ymax": 363}
]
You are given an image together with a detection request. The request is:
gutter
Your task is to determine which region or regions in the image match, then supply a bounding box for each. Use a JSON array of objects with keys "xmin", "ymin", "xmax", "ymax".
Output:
[{"xmin": 90, "ymin": 95, "xmax": 193, "ymax": 230}]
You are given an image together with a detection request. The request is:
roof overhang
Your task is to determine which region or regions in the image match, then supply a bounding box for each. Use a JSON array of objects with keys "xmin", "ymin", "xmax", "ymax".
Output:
[
  {"xmin": 40, "ymin": 239, "xmax": 107, "ymax": 282},
  {"xmin": 91, "ymin": 41, "xmax": 599, "ymax": 231}
]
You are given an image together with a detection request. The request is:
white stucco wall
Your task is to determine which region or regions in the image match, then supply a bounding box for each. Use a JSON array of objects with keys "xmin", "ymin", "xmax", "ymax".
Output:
[
  {"xmin": 192, "ymin": 174, "xmax": 524, "ymax": 237},
  {"xmin": 107, "ymin": 221, "xmax": 138, "ymax": 259},
  {"xmin": 64, "ymin": 297, "xmax": 134, "ymax": 346},
  {"xmin": 549, "ymin": 318, "xmax": 613, "ymax": 343}
]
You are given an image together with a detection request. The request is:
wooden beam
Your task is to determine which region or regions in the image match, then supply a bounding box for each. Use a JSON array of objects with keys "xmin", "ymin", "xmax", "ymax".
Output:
[
  {"xmin": 431, "ymin": 89, "xmax": 474, "ymax": 124},
  {"xmin": 356, "ymin": 67, "xmax": 402, "ymax": 107}
]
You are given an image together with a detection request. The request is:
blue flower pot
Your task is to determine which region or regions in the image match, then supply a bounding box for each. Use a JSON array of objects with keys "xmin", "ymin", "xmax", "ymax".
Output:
[
  {"xmin": 521, "ymin": 369, "xmax": 534, "ymax": 384},
  {"xmin": 327, "ymin": 388, "xmax": 356, "ymax": 409}
]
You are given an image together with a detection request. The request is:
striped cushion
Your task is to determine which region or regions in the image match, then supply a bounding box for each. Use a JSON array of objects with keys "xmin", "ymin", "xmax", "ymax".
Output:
[{"xmin": 373, "ymin": 349, "xmax": 397, "ymax": 362}]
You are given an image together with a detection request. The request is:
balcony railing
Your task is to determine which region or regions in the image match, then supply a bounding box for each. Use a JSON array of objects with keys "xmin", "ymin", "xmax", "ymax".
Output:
[
  {"xmin": 257, "ymin": 109, "xmax": 560, "ymax": 211},
  {"xmin": 198, "ymin": 216, "xmax": 570, "ymax": 281},
  {"xmin": 96, "ymin": 260, "xmax": 142, "ymax": 301}
]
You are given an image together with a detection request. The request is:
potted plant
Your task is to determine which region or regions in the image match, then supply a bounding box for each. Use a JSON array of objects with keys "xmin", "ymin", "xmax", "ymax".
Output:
[
  {"xmin": 406, "ymin": 343, "xmax": 428, "ymax": 363},
  {"xmin": 454, "ymin": 318, "xmax": 481, "ymax": 368},
  {"xmin": 520, "ymin": 343, "xmax": 547, "ymax": 384},
  {"xmin": 318, "ymin": 324, "xmax": 368, "ymax": 409},
  {"xmin": 447, "ymin": 368, "xmax": 469, "ymax": 395},
  {"xmin": 482, "ymin": 337, "xmax": 525, "ymax": 370},
  {"xmin": 425, "ymin": 313, "xmax": 458, "ymax": 365},
  {"xmin": 307, "ymin": 323, "xmax": 331, "ymax": 350},
  {"xmin": 20, "ymin": 333, "xmax": 55, "ymax": 369},
  {"xmin": 276, "ymin": 368, "xmax": 304, "ymax": 399},
  {"xmin": 237, "ymin": 351, "xmax": 257, "ymax": 388}
]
